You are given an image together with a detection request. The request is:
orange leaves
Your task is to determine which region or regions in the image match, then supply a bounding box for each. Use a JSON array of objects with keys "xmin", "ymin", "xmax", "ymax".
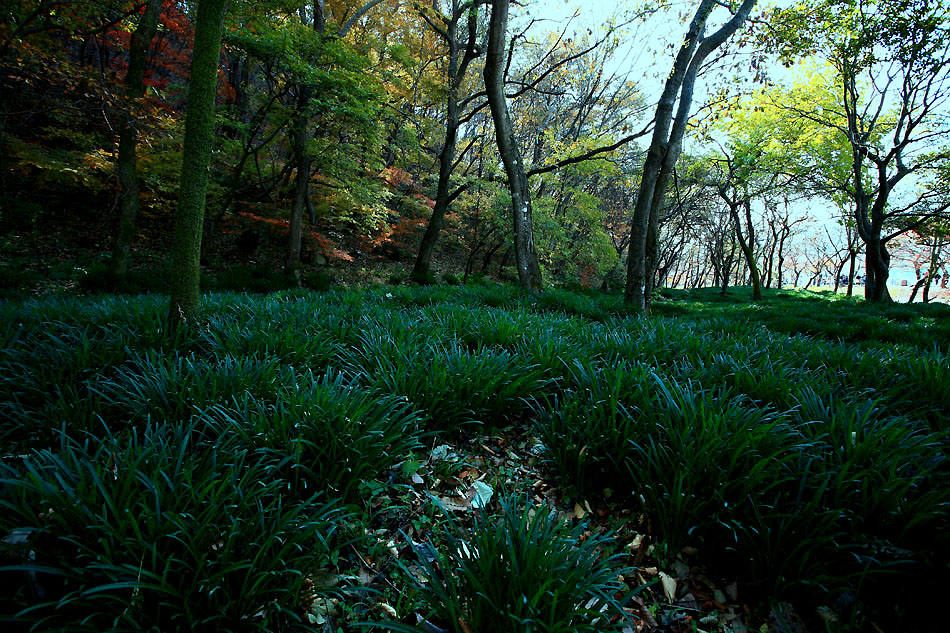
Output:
[{"xmin": 233, "ymin": 211, "xmax": 353, "ymax": 262}]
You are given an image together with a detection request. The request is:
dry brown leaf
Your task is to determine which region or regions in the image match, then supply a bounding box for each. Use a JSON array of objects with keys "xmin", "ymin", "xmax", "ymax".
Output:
[{"xmin": 659, "ymin": 571, "xmax": 677, "ymax": 602}]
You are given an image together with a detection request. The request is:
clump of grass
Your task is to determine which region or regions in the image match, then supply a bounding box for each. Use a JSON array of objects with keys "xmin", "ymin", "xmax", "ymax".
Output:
[
  {"xmin": 0, "ymin": 423, "xmax": 349, "ymax": 632},
  {"xmin": 91, "ymin": 351, "xmax": 293, "ymax": 426},
  {"xmin": 534, "ymin": 360, "xmax": 658, "ymax": 496},
  {"xmin": 201, "ymin": 372, "xmax": 425, "ymax": 505},
  {"xmin": 791, "ymin": 389, "xmax": 949, "ymax": 541},
  {"xmin": 456, "ymin": 307, "xmax": 527, "ymax": 350},
  {"xmin": 536, "ymin": 288, "xmax": 612, "ymax": 322},
  {"xmin": 624, "ymin": 377, "xmax": 796, "ymax": 559},
  {"xmin": 353, "ymin": 333, "xmax": 549, "ymax": 432},
  {"xmin": 199, "ymin": 313, "xmax": 344, "ymax": 369},
  {"xmin": 390, "ymin": 494, "xmax": 635, "ymax": 633}
]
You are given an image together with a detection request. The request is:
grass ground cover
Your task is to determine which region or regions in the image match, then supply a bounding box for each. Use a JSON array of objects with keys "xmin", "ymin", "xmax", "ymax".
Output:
[{"xmin": 0, "ymin": 284, "xmax": 947, "ymax": 632}]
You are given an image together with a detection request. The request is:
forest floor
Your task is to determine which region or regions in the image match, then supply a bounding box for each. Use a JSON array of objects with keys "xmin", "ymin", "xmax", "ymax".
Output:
[{"xmin": 1, "ymin": 283, "xmax": 948, "ymax": 633}]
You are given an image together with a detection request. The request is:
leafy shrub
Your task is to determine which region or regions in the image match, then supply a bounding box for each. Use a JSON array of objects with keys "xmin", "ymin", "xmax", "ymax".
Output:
[
  {"xmin": 0, "ymin": 265, "xmax": 39, "ymax": 294},
  {"xmin": 463, "ymin": 271, "xmax": 488, "ymax": 285},
  {"xmin": 390, "ymin": 494, "xmax": 635, "ymax": 633},
  {"xmin": 409, "ymin": 270, "xmax": 436, "ymax": 285},
  {"xmin": 0, "ymin": 423, "xmax": 349, "ymax": 632},
  {"xmin": 302, "ymin": 270, "xmax": 332, "ymax": 291},
  {"xmin": 442, "ymin": 273, "xmax": 460, "ymax": 286},
  {"xmin": 212, "ymin": 265, "xmax": 298, "ymax": 293}
]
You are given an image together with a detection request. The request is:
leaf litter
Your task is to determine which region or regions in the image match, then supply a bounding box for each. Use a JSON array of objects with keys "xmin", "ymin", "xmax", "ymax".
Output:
[{"xmin": 321, "ymin": 424, "xmax": 788, "ymax": 633}]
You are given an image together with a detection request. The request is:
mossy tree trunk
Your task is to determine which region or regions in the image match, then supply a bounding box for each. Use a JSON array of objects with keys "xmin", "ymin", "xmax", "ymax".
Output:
[
  {"xmin": 110, "ymin": 0, "xmax": 161, "ymax": 278},
  {"xmin": 167, "ymin": 0, "xmax": 229, "ymax": 327}
]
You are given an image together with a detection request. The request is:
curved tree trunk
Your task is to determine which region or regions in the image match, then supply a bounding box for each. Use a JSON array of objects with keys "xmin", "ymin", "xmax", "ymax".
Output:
[
  {"xmin": 110, "ymin": 0, "xmax": 161, "ymax": 278},
  {"xmin": 864, "ymin": 237, "xmax": 892, "ymax": 302},
  {"xmin": 412, "ymin": 2, "xmax": 481, "ymax": 282},
  {"xmin": 625, "ymin": 0, "xmax": 757, "ymax": 310},
  {"xmin": 731, "ymin": 199, "xmax": 762, "ymax": 300},
  {"xmin": 167, "ymin": 0, "xmax": 229, "ymax": 327},
  {"xmin": 484, "ymin": 0, "xmax": 541, "ymax": 290}
]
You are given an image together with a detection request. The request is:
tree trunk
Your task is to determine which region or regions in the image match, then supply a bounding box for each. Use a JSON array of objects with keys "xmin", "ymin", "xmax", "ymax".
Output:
[
  {"xmin": 832, "ymin": 254, "xmax": 846, "ymax": 294},
  {"xmin": 907, "ymin": 275, "xmax": 926, "ymax": 303},
  {"xmin": 412, "ymin": 2, "xmax": 480, "ymax": 281},
  {"xmin": 287, "ymin": 90, "xmax": 312, "ymax": 278},
  {"xmin": 846, "ymin": 248, "xmax": 856, "ymax": 296},
  {"xmin": 287, "ymin": 2, "xmax": 324, "ymax": 279},
  {"xmin": 625, "ymin": 0, "xmax": 757, "ymax": 309},
  {"xmin": 167, "ymin": 0, "xmax": 229, "ymax": 327},
  {"xmin": 864, "ymin": 237, "xmax": 892, "ymax": 302},
  {"xmin": 484, "ymin": 0, "xmax": 542, "ymax": 290},
  {"xmin": 922, "ymin": 240, "xmax": 942, "ymax": 303},
  {"xmin": 110, "ymin": 0, "xmax": 161, "ymax": 278},
  {"xmin": 727, "ymin": 195, "xmax": 761, "ymax": 301}
]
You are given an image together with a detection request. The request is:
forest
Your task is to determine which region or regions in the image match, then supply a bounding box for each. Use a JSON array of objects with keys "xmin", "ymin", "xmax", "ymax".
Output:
[{"xmin": 1, "ymin": 0, "xmax": 949, "ymax": 632}]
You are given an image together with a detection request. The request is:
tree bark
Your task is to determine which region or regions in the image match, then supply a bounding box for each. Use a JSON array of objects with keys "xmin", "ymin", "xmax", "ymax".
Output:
[
  {"xmin": 285, "ymin": 0, "xmax": 384, "ymax": 277},
  {"xmin": 624, "ymin": 0, "xmax": 757, "ymax": 310},
  {"xmin": 846, "ymin": 248, "xmax": 856, "ymax": 296},
  {"xmin": 287, "ymin": 84, "xmax": 313, "ymax": 278},
  {"xmin": 484, "ymin": 0, "xmax": 542, "ymax": 290},
  {"xmin": 863, "ymin": 236, "xmax": 892, "ymax": 302},
  {"xmin": 167, "ymin": 0, "xmax": 229, "ymax": 327},
  {"xmin": 731, "ymin": 199, "xmax": 762, "ymax": 300},
  {"xmin": 412, "ymin": 2, "xmax": 482, "ymax": 281},
  {"xmin": 110, "ymin": 0, "xmax": 161, "ymax": 278},
  {"xmin": 287, "ymin": 2, "xmax": 323, "ymax": 279}
]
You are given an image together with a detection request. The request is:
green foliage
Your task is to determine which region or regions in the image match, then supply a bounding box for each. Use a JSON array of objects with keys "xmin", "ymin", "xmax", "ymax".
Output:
[
  {"xmin": 302, "ymin": 270, "xmax": 332, "ymax": 291},
  {"xmin": 201, "ymin": 372, "xmax": 425, "ymax": 506},
  {"xmin": 0, "ymin": 422, "xmax": 349, "ymax": 632},
  {"xmin": 210, "ymin": 265, "xmax": 299, "ymax": 293},
  {"xmin": 389, "ymin": 494, "xmax": 635, "ymax": 633},
  {"xmin": 409, "ymin": 269, "xmax": 437, "ymax": 285},
  {"xmin": 1, "ymin": 285, "xmax": 948, "ymax": 629},
  {"xmin": 77, "ymin": 263, "xmax": 172, "ymax": 294},
  {"xmin": 91, "ymin": 351, "xmax": 292, "ymax": 425},
  {"xmin": 351, "ymin": 330, "xmax": 549, "ymax": 432},
  {"xmin": 0, "ymin": 262, "xmax": 40, "ymax": 295}
]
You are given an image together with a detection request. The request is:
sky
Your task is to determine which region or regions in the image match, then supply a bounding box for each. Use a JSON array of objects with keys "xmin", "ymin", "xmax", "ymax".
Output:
[{"xmin": 517, "ymin": 0, "xmax": 931, "ymax": 288}]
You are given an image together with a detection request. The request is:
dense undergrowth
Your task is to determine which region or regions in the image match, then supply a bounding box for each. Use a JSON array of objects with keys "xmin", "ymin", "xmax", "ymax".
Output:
[{"xmin": 0, "ymin": 284, "xmax": 947, "ymax": 632}]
